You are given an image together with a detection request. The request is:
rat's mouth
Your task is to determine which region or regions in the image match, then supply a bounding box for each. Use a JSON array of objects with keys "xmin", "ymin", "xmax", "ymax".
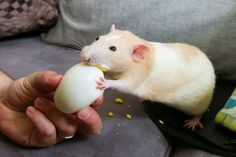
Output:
[
  {"xmin": 84, "ymin": 62, "xmax": 111, "ymax": 72},
  {"xmin": 95, "ymin": 64, "xmax": 111, "ymax": 72}
]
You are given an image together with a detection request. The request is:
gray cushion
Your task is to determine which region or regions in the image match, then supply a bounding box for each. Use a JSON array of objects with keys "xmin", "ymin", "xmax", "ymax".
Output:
[
  {"xmin": 171, "ymin": 145, "xmax": 222, "ymax": 157},
  {"xmin": 0, "ymin": 37, "xmax": 171, "ymax": 157},
  {"xmin": 42, "ymin": 0, "xmax": 236, "ymax": 82}
]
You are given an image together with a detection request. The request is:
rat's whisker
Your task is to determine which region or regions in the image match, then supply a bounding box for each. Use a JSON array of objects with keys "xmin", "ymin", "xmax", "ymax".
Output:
[
  {"xmin": 63, "ymin": 35, "xmax": 84, "ymax": 50},
  {"xmin": 81, "ymin": 39, "xmax": 89, "ymax": 46},
  {"xmin": 101, "ymin": 30, "xmax": 107, "ymax": 35}
]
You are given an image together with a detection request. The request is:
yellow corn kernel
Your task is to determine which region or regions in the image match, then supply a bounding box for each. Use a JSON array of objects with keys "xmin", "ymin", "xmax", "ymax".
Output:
[
  {"xmin": 107, "ymin": 112, "xmax": 114, "ymax": 117},
  {"xmin": 159, "ymin": 119, "xmax": 164, "ymax": 125},
  {"xmin": 115, "ymin": 98, "xmax": 124, "ymax": 104},
  {"xmin": 126, "ymin": 113, "xmax": 132, "ymax": 119}
]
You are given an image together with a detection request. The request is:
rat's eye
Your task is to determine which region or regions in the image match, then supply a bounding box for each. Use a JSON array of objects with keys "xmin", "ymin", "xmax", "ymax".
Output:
[
  {"xmin": 109, "ymin": 46, "xmax": 117, "ymax": 51},
  {"xmin": 95, "ymin": 37, "xmax": 99, "ymax": 41}
]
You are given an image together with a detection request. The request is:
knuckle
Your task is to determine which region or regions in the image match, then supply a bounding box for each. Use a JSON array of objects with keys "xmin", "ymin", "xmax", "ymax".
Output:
[
  {"xmin": 60, "ymin": 125, "xmax": 77, "ymax": 136},
  {"xmin": 43, "ymin": 126, "xmax": 55, "ymax": 137}
]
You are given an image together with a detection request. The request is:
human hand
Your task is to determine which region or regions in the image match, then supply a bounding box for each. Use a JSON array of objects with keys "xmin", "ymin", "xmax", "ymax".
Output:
[{"xmin": 0, "ymin": 71, "xmax": 103, "ymax": 147}]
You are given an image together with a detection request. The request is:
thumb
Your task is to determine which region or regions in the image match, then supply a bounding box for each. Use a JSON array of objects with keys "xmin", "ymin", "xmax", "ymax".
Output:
[
  {"xmin": 26, "ymin": 71, "xmax": 62, "ymax": 94},
  {"xmin": 4, "ymin": 71, "xmax": 62, "ymax": 110}
]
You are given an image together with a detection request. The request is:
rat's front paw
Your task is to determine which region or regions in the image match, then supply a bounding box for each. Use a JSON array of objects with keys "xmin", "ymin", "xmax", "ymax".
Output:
[{"xmin": 96, "ymin": 77, "xmax": 110, "ymax": 90}]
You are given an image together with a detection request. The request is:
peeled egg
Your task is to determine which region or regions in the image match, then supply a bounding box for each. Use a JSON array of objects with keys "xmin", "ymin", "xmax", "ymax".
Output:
[{"xmin": 54, "ymin": 63, "xmax": 104, "ymax": 113}]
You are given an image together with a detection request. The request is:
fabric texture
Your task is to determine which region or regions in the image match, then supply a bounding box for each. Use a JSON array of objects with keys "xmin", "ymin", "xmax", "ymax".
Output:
[
  {"xmin": 171, "ymin": 145, "xmax": 222, "ymax": 157},
  {"xmin": 0, "ymin": 0, "xmax": 58, "ymax": 38},
  {"xmin": 42, "ymin": 0, "xmax": 236, "ymax": 82},
  {"xmin": 0, "ymin": 36, "xmax": 171, "ymax": 157}
]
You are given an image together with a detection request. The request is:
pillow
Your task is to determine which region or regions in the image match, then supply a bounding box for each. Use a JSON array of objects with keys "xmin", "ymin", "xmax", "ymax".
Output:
[
  {"xmin": 42, "ymin": 0, "xmax": 236, "ymax": 82},
  {"xmin": 0, "ymin": 0, "xmax": 58, "ymax": 38}
]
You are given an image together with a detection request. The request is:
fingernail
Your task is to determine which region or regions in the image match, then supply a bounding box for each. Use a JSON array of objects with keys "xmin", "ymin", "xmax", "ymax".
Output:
[
  {"xmin": 27, "ymin": 106, "xmax": 35, "ymax": 114},
  {"xmin": 48, "ymin": 75, "xmax": 62, "ymax": 82},
  {"xmin": 79, "ymin": 107, "xmax": 92, "ymax": 119},
  {"xmin": 95, "ymin": 126, "xmax": 102, "ymax": 135}
]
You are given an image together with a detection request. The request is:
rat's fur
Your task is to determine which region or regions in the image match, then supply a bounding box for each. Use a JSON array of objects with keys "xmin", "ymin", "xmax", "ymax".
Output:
[{"xmin": 81, "ymin": 26, "xmax": 215, "ymax": 127}]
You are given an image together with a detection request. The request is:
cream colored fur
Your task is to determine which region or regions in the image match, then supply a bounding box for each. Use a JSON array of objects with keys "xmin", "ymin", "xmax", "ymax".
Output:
[{"xmin": 134, "ymin": 42, "xmax": 215, "ymax": 115}]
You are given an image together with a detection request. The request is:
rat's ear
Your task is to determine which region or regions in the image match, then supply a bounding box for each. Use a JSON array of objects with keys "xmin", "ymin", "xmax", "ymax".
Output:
[
  {"xmin": 132, "ymin": 44, "xmax": 149, "ymax": 62},
  {"xmin": 110, "ymin": 24, "xmax": 116, "ymax": 32}
]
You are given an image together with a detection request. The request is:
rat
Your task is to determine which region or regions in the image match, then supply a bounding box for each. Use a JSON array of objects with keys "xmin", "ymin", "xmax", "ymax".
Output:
[{"xmin": 81, "ymin": 25, "xmax": 216, "ymax": 130}]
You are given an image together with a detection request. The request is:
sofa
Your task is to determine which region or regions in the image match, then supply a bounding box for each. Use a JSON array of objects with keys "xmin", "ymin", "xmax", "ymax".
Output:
[{"xmin": 0, "ymin": 0, "xmax": 235, "ymax": 157}]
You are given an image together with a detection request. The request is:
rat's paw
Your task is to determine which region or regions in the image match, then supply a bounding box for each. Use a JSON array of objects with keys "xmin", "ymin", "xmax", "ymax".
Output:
[
  {"xmin": 138, "ymin": 97, "xmax": 146, "ymax": 104},
  {"xmin": 184, "ymin": 115, "xmax": 203, "ymax": 131},
  {"xmin": 139, "ymin": 97, "xmax": 146, "ymax": 102},
  {"xmin": 96, "ymin": 77, "xmax": 109, "ymax": 90}
]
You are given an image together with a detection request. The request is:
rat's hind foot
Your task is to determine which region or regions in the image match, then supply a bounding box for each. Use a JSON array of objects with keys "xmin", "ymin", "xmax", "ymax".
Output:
[
  {"xmin": 184, "ymin": 115, "xmax": 203, "ymax": 131},
  {"xmin": 138, "ymin": 97, "xmax": 146, "ymax": 103}
]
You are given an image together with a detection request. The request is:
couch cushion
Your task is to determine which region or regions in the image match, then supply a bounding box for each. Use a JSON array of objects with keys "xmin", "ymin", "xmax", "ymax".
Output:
[
  {"xmin": 42, "ymin": 0, "xmax": 236, "ymax": 82},
  {"xmin": 0, "ymin": 36, "xmax": 171, "ymax": 157},
  {"xmin": 0, "ymin": 0, "xmax": 58, "ymax": 39}
]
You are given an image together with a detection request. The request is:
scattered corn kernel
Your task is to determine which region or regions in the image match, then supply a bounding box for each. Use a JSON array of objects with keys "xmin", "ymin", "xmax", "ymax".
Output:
[
  {"xmin": 107, "ymin": 112, "xmax": 114, "ymax": 117},
  {"xmin": 126, "ymin": 113, "xmax": 132, "ymax": 119},
  {"xmin": 115, "ymin": 98, "xmax": 124, "ymax": 104},
  {"xmin": 158, "ymin": 119, "xmax": 164, "ymax": 125}
]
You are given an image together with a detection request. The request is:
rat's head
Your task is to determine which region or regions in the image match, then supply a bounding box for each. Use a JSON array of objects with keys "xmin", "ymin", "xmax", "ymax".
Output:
[{"xmin": 81, "ymin": 25, "xmax": 152, "ymax": 73}]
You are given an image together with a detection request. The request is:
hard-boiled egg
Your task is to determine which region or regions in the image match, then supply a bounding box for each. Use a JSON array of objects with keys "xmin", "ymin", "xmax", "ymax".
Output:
[{"xmin": 54, "ymin": 63, "xmax": 104, "ymax": 113}]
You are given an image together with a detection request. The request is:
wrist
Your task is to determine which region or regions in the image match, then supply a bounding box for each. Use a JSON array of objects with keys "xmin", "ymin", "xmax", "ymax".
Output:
[{"xmin": 0, "ymin": 70, "xmax": 13, "ymax": 100}]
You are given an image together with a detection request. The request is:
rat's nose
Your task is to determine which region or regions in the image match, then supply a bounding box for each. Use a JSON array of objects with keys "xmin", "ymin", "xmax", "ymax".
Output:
[
  {"xmin": 82, "ymin": 54, "xmax": 90, "ymax": 62},
  {"xmin": 84, "ymin": 56, "xmax": 90, "ymax": 62}
]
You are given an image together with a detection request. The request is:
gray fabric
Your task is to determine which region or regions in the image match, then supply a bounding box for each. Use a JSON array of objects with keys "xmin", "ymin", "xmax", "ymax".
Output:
[
  {"xmin": 171, "ymin": 145, "xmax": 222, "ymax": 157},
  {"xmin": 42, "ymin": 0, "xmax": 236, "ymax": 82},
  {"xmin": 0, "ymin": 37, "xmax": 171, "ymax": 157}
]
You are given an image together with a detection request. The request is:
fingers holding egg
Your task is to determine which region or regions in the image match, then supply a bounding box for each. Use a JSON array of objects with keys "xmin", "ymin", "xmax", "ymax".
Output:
[
  {"xmin": 52, "ymin": 63, "xmax": 106, "ymax": 135},
  {"xmin": 34, "ymin": 97, "xmax": 78, "ymax": 139},
  {"xmin": 90, "ymin": 94, "xmax": 104, "ymax": 109},
  {"xmin": 54, "ymin": 63, "xmax": 105, "ymax": 113}
]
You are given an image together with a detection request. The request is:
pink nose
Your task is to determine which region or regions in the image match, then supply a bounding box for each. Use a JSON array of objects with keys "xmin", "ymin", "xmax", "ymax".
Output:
[
  {"xmin": 82, "ymin": 54, "xmax": 90, "ymax": 62},
  {"xmin": 84, "ymin": 57, "xmax": 90, "ymax": 62}
]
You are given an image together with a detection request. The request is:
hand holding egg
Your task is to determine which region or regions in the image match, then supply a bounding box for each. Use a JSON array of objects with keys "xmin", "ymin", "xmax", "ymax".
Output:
[{"xmin": 54, "ymin": 63, "xmax": 106, "ymax": 113}]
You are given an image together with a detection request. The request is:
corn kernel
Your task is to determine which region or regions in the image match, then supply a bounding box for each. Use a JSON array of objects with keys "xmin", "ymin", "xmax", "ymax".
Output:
[
  {"xmin": 107, "ymin": 112, "xmax": 114, "ymax": 117},
  {"xmin": 115, "ymin": 98, "xmax": 124, "ymax": 104},
  {"xmin": 159, "ymin": 119, "xmax": 164, "ymax": 125},
  {"xmin": 126, "ymin": 113, "xmax": 132, "ymax": 119}
]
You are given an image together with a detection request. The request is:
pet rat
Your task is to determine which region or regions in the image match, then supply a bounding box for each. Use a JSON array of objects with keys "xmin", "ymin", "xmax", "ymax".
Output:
[{"xmin": 81, "ymin": 25, "xmax": 216, "ymax": 130}]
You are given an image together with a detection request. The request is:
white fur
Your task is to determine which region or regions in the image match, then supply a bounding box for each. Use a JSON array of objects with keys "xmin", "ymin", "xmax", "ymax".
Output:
[{"xmin": 134, "ymin": 42, "xmax": 215, "ymax": 115}]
